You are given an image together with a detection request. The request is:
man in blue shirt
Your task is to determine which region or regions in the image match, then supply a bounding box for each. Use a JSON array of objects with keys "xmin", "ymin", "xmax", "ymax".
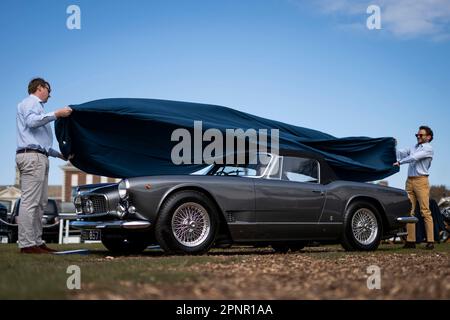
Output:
[
  {"xmin": 16, "ymin": 78, "xmax": 73, "ymax": 253},
  {"xmin": 394, "ymin": 126, "xmax": 435, "ymax": 250}
]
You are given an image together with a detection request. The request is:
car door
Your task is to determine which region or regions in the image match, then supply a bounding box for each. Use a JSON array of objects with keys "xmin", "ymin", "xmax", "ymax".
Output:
[{"xmin": 253, "ymin": 156, "xmax": 326, "ymax": 240}]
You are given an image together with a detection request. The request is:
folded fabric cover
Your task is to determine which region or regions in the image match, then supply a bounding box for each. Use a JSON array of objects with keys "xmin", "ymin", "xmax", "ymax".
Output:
[{"xmin": 55, "ymin": 98, "xmax": 398, "ymax": 182}]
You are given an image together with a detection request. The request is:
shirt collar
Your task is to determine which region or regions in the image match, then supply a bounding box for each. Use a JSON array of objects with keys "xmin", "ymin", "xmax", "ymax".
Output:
[
  {"xmin": 416, "ymin": 142, "xmax": 429, "ymax": 148},
  {"xmin": 30, "ymin": 94, "xmax": 43, "ymax": 104}
]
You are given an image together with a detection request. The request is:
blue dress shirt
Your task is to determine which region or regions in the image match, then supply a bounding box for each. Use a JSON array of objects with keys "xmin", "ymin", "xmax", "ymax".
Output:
[
  {"xmin": 16, "ymin": 94, "xmax": 60, "ymax": 158},
  {"xmin": 397, "ymin": 142, "xmax": 433, "ymax": 177}
]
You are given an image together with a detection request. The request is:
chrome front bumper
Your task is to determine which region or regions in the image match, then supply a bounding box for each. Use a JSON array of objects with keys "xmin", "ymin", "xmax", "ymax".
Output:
[
  {"xmin": 396, "ymin": 216, "xmax": 419, "ymax": 223},
  {"xmin": 59, "ymin": 212, "xmax": 110, "ymax": 220},
  {"xmin": 70, "ymin": 220, "xmax": 151, "ymax": 230}
]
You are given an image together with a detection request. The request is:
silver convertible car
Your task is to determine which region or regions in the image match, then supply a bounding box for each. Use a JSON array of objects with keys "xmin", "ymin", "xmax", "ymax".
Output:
[{"xmin": 69, "ymin": 151, "xmax": 416, "ymax": 254}]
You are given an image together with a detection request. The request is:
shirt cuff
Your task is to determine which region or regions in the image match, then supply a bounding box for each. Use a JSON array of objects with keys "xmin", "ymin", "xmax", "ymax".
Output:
[
  {"xmin": 45, "ymin": 111, "xmax": 57, "ymax": 121},
  {"xmin": 48, "ymin": 148, "xmax": 61, "ymax": 158},
  {"xmin": 398, "ymin": 157, "xmax": 412, "ymax": 165}
]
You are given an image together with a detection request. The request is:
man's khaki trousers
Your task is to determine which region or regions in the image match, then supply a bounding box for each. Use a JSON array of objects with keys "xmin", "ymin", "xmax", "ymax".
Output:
[
  {"xmin": 405, "ymin": 176, "xmax": 434, "ymax": 243},
  {"xmin": 15, "ymin": 152, "xmax": 49, "ymax": 248}
]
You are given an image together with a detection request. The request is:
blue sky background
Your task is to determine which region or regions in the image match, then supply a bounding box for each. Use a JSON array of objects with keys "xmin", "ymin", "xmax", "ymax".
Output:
[{"xmin": 0, "ymin": 0, "xmax": 449, "ymax": 189}]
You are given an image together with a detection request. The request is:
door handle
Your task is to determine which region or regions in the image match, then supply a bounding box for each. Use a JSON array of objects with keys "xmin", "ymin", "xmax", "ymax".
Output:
[{"xmin": 312, "ymin": 190, "xmax": 325, "ymax": 195}]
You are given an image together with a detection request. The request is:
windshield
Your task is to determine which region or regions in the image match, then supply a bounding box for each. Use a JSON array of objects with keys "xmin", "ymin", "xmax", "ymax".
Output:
[
  {"xmin": 208, "ymin": 164, "xmax": 268, "ymax": 177},
  {"xmin": 191, "ymin": 165, "xmax": 214, "ymax": 175},
  {"xmin": 208, "ymin": 155, "xmax": 272, "ymax": 177}
]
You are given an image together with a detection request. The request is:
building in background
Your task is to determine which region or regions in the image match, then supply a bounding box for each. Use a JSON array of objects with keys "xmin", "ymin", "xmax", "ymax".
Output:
[
  {"xmin": 0, "ymin": 186, "xmax": 21, "ymax": 212},
  {"xmin": 60, "ymin": 163, "xmax": 120, "ymax": 203}
]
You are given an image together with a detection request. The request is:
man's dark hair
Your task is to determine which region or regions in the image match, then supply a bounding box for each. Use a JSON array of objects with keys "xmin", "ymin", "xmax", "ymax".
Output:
[
  {"xmin": 28, "ymin": 78, "xmax": 51, "ymax": 94},
  {"xmin": 419, "ymin": 125, "xmax": 434, "ymax": 142}
]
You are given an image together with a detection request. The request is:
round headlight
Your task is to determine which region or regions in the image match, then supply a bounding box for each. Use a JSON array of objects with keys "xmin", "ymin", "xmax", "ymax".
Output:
[{"xmin": 118, "ymin": 179, "xmax": 130, "ymax": 199}]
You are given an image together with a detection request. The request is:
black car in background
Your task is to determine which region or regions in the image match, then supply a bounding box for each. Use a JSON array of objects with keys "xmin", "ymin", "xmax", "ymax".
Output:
[
  {"xmin": 0, "ymin": 203, "xmax": 9, "ymax": 243},
  {"xmin": 8, "ymin": 198, "xmax": 60, "ymax": 243}
]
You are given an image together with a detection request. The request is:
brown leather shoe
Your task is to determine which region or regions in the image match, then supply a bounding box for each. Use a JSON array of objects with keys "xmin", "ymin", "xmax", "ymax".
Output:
[
  {"xmin": 402, "ymin": 242, "xmax": 416, "ymax": 249},
  {"xmin": 425, "ymin": 242, "xmax": 434, "ymax": 250},
  {"xmin": 38, "ymin": 244, "xmax": 58, "ymax": 253},
  {"xmin": 20, "ymin": 246, "xmax": 49, "ymax": 254}
]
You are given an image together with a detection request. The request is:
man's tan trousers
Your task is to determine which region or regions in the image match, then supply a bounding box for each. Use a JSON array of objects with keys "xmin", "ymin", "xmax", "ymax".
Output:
[
  {"xmin": 405, "ymin": 176, "xmax": 434, "ymax": 243},
  {"xmin": 15, "ymin": 152, "xmax": 49, "ymax": 248}
]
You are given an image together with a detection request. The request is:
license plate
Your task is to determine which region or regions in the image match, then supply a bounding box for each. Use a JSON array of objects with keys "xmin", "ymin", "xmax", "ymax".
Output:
[
  {"xmin": 0, "ymin": 236, "xmax": 8, "ymax": 244},
  {"xmin": 81, "ymin": 230, "xmax": 101, "ymax": 241}
]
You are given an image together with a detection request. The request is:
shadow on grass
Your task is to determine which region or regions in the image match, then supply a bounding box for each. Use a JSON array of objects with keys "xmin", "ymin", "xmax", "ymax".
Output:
[{"xmin": 66, "ymin": 242, "xmax": 449, "ymax": 258}]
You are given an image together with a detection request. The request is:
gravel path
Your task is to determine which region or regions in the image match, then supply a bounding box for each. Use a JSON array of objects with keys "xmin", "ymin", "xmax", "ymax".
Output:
[{"xmin": 74, "ymin": 245, "xmax": 450, "ymax": 300}]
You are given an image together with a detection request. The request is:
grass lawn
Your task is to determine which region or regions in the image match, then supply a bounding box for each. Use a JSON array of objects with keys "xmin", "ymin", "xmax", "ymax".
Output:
[{"xmin": 0, "ymin": 242, "xmax": 449, "ymax": 299}]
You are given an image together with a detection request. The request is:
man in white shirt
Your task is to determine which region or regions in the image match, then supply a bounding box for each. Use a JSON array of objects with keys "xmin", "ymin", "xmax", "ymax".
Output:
[
  {"xmin": 394, "ymin": 126, "xmax": 435, "ymax": 250},
  {"xmin": 16, "ymin": 78, "xmax": 73, "ymax": 253}
]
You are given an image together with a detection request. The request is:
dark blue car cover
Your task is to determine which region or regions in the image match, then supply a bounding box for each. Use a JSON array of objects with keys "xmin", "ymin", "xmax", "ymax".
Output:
[{"xmin": 54, "ymin": 98, "xmax": 398, "ymax": 182}]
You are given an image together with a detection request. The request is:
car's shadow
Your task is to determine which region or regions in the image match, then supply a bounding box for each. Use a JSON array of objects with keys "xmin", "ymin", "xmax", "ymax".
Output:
[
  {"xmin": 82, "ymin": 245, "xmax": 353, "ymax": 257},
  {"xmin": 77, "ymin": 242, "xmax": 409, "ymax": 258}
]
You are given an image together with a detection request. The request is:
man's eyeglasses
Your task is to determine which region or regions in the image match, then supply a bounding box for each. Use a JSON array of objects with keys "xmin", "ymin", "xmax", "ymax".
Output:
[{"xmin": 415, "ymin": 134, "xmax": 427, "ymax": 138}]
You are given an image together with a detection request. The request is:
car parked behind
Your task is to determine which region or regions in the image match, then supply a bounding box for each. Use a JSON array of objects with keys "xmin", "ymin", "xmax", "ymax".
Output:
[
  {"xmin": 0, "ymin": 203, "xmax": 9, "ymax": 243},
  {"xmin": 8, "ymin": 198, "xmax": 60, "ymax": 243}
]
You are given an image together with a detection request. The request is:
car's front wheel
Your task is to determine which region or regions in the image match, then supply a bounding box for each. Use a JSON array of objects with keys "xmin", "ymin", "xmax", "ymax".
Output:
[
  {"xmin": 155, "ymin": 190, "xmax": 219, "ymax": 254},
  {"xmin": 341, "ymin": 201, "xmax": 382, "ymax": 251},
  {"xmin": 101, "ymin": 231, "xmax": 150, "ymax": 255}
]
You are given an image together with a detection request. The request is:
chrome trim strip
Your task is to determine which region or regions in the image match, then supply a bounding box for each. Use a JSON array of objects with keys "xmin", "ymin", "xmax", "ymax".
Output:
[
  {"xmin": 59, "ymin": 212, "xmax": 110, "ymax": 220},
  {"xmin": 396, "ymin": 217, "xmax": 419, "ymax": 223},
  {"xmin": 70, "ymin": 220, "xmax": 151, "ymax": 230},
  {"xmin": 103, "ymin": 193, "xmax": 110, "ymax": 213}
]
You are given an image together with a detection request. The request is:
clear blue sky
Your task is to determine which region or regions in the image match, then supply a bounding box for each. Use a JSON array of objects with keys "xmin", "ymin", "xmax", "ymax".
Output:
[{"xmin": 1, "ymin": 0, "xmax": 449, "ymax": 189}]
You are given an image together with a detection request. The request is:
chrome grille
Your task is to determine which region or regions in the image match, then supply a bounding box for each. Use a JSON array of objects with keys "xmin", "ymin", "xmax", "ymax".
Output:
[{"xmin": 82, "ymin": 195, "xmax": 108, "ymax": 214}]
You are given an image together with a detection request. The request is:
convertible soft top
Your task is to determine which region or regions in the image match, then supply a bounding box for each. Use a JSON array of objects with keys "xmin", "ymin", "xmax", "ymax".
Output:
[{"xmin": 55, "ymin": 98, "xmax": 398, "ymax": 182}]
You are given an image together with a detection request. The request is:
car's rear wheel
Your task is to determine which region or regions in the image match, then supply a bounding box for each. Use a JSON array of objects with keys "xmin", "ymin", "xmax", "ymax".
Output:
[
  {"xmin": 101, "ymin": 231, "xmax": 150, "ymax": 255},
  {"xmin": 155, "ymin": 190, "xmax": 219, "ymax": 254},
  {"xmin": 341, "ymin": 201, "xmax": 382, "ymax": 251}
]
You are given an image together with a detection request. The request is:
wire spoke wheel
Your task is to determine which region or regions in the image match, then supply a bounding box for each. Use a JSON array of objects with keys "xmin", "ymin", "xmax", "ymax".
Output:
[
  {"xmin": 171, "ymin": 202, "xmax": 211, "ymax": 247},
  {"xmin": 351, "ymin": 208, "xmax": 378, "ymax": 246}
]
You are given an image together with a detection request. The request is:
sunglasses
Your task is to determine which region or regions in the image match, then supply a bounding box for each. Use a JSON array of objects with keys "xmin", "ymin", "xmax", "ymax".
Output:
[
  {"xmin": 415, "ymin": 134, "xmax": 427, "ymax": 138},
  {"xmin": 41, "ymin": 85, "xmax": 51, "ymax": 98}
]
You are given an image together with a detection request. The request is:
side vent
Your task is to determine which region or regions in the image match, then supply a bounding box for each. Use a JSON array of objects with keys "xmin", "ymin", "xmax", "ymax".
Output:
[{"xmin": 227, "ymin": 212, "xmax": 236, "ymax": 223}]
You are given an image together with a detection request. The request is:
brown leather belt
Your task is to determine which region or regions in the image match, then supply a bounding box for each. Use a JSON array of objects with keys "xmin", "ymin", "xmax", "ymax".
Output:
[{"xmin": 16, "ymin": 148, "xmax": 48, "ymax": 157}]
